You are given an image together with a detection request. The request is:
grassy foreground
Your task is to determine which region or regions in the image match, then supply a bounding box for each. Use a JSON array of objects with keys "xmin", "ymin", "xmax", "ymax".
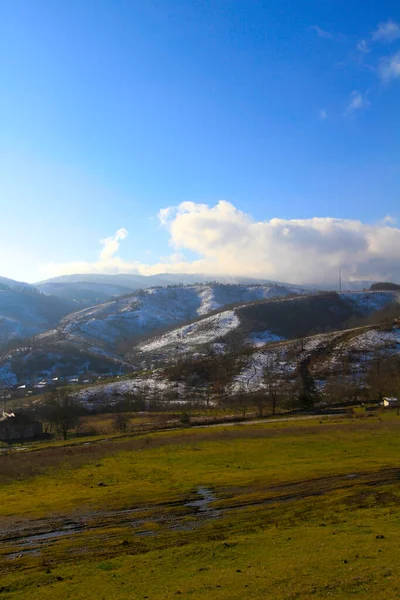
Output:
[{"xmin": 1, "ymin": 415, "xmax": 400, "ymax": 599}]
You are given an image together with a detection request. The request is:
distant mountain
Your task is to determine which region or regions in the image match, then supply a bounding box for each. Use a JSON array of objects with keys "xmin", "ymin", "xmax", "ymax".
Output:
[
  {"xmin": 35, "ymin": 274, "xmax": 222, "ymax": 306},
  {"xmin": 370, "ymin": 282, "xmax": 400, "ymax": 291},
  {"xmin": 36, "ymin": 272, "xmax": 214, "ymax": 288},
  {"xmin": 35, "ymin": 273, "xmax": 309, "ymax": 305},
  {"xmin": 36, "ymin": 281, "xmax": 136, "ymax": 307},
  {"xmin": 306, "ymin": 280, "xmax": 379, "ymax": 292},
  {"xmin": 0, "ymin": 283, "xmax": 73, "ymax": 349},
  {"xmin": 36, "ymin": 272, "xmax": 388, "ymax": 306},
  {"xmin": 0, "ymin": 276, "xmax": 31, "ymax": 291}
]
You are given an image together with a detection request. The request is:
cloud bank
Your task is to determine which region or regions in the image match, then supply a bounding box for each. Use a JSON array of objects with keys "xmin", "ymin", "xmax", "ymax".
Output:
[
  {"xmin": 41, "ymin": 201, "xmax": 400, "ymax": 285},
  {"xmin": 372, "ymin": 19, "xmax": 400, "ymax": 43},
  {"xmin": 379, "ymin": 52, "xmax": 400, "ymax": 82}
]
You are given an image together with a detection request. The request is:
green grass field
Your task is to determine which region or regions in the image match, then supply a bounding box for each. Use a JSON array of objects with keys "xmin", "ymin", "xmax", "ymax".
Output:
[{"xmin": 1, "ymin": 414, "xmax": 400, "ymax": 599}]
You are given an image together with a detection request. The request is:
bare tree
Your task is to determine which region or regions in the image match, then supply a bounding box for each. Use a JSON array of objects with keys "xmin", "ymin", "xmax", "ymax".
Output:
[
  {"xmin": 114, "ymin": 412, "xmax": 130, "ymax": 433},
  {"xmin": 262, "ymin": 353, "xmax": 281, "ymax": 415},
  {"xmin": 42, "ymin": 388, "xmax": 83, "ymax": 440},
  {"xmin": 365, "ymin": 349, "xmax": 393, "ymax": 403}
]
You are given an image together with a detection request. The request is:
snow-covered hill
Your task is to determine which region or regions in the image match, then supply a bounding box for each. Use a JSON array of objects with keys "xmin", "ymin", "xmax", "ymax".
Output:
[
  {"xmin": 0, "ymin": 284, "xmax": 398, "ymax": 389},
  {"xmin": 35, "ymin": 273, "xmax": 314, "ymax": 306},
  {"xmin": 137, "ymin": 290, "xmax": 399, "ymax": 361},
  {"xmin": 235, "ymin": 324, "xmax": 400, "ymax": 394},
  {"xmin": 71, "ymin": 320, "xmax": 400, "ymax": 409},
  {"xmin": 0, "ymin": 283, "xmax": 306, "ymax": 386},
  {"xmin": 55, "ymin": 283, "xmax": 309, "ymax": 348},
  {"xmin": 139, "ymin": 310, "xmax": 241, "ymax": 354}
]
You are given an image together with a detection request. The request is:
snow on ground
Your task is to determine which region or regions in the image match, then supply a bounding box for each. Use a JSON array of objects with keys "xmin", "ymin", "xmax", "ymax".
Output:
[
  {"xmin": 340, "ymin": 327, "xmax": 400, "ymax": 353},
  {"xmin": 35, "ymin": 329, "xmax": 59, "ymax": 341},
  {"xmin": 73, "ymin": 323, "xmax": 400, "ymax": 406},
  {"xmin": 58, "ymin": 284, "xmax": 305, "ymax": 348},
  {"xmin": 341, "ymin": 291, "xmax": 399, "ymax": 314},
  {"xmin": 196, "ymin": 284, "xmax": 307, "ymax": 316},
  {"xmin": 139, "ymin": 310, "xmax": 240, "ymax": 353},
  {"xmin": 313, "ymin": 326, "xmax": 400, "ymax": 377},
  {"xmin": 234, "ymin": 343, "xmax": 297, "ymax": 393},
  {"xmin": 77, "ymin": 373, "xmax": 187, "ymax": 408},
  {"xmin": 235, "ymin": 330, "xmax": 340, "ymax": 393}
]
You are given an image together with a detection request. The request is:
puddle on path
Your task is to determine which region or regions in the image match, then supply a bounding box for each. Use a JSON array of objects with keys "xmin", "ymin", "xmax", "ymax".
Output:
[
  {"xmin": 1, "ymin": 487, "xmax": 219, "ymax": 556},
  {"xmin": 185, "ymin": 487, "xmax": 217, "ymax": 513},
  {"xmin": 4, "ymin": 468, "xmax": 399, "ymax": 560}
]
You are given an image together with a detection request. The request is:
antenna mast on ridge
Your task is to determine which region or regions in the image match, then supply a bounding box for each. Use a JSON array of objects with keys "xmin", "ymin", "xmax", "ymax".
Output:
[{"xmin": 339, "ymin": 268, "xmax": 342, "ymax": 293}]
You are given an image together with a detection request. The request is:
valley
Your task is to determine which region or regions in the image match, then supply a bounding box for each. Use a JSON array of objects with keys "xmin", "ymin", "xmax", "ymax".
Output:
[
  {"xmin": 1, "ymin": 416, "xmax": 400, "ymax": 599},
  {"xmin": 1, "ymin": 277, "xmax": 400, "ymax": 600}
]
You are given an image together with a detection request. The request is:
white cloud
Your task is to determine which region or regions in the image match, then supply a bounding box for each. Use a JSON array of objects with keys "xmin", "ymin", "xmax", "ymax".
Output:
[
  {"xmin": 356, "ymin": 39, "xmax": 370, "ymax": 54},
  {"xmin": 41, "ymin": 201, "xmax": 400, "ymax": 285},
  {"xmin": 99, "ymin": 228, "xmax": 128, "ymax": 261},
  {"xmin": 41, "ymin": 228, "xmax": 143, "ymax": 277},
  {"xmin": 382, "ymin": 215, "xmax": 397, "ymax": 226},
  {"xmin": 158, "ymin": 207, "xmax": 176, "ymax": 226},
  {"xmin": 311, "ymin": 25, "xmax": 333, "ymax": 39},
  {"xmin": 372, "ymin": 19, "xmax": 400, "ymax": 43},
  {"xmin": 379, "ymin": 52, "xmax": 400, "ymax": 82},
  {"xmin": 346, "ymin": 91, "xmax": 370, "ymax": 112}
]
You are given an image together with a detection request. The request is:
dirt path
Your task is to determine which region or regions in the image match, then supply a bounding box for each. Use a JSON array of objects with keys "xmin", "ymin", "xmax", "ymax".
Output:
[
  {"xmin": 194, "ymin": 413, "xmax": 343, "ymax": 428},
  {"xmin": 1, "ymin": 466, "xmax": 398, "ymax": 561}
]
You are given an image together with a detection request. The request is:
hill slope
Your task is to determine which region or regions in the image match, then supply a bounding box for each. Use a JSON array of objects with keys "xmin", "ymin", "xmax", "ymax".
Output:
[
  {"xmin": 0, "ymin": 286, "xmax": 397, "ymax": 388},
  {"xmin": 0, "ymin": 283, "xmax": 305, "ymax": 385},
  {"xmin": 35, "ymin": 273, "xmax": 313, "ymax": 305},
  {"xmin": 36, "ymin": 281, "xmax": 136, "ymax": 308},
  {"xmin": 54, "ymin": 283, "xmax": 309, "ymax": 348},
  {"xmin": 137, "ymin": 291, "xmax": 399, "ymax": 360},
  {"xmin": 75, "ymin": 318, "xmax": 400, "ymax": 409},
  {"xmin": 0, "ymin": 284, "xmax": 73, "ymax": 349}
]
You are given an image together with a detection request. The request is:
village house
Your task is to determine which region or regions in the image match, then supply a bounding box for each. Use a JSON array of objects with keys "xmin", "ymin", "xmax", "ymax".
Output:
[
  {"xmin": 0, "ymin": 412, "xmax": 43, "ymax": 442},
  {"xmin": 382, "ymin": 397, "xmax": 399, "ymax": 408}
]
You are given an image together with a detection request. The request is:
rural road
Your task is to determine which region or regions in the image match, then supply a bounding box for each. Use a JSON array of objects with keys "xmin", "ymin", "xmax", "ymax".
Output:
[
  {"xmin": 0, "ymin": 413, "xmax": 345, "ymax": 454},
  {"xmin": 194, "ymin": 413, "xmax": 344, "ymax": 429}
]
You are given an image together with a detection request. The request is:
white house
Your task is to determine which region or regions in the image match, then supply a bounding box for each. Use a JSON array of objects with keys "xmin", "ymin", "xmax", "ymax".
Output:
[{"xmin": 382, "ymin": 397, "xmax": 399, "ymax": 408}]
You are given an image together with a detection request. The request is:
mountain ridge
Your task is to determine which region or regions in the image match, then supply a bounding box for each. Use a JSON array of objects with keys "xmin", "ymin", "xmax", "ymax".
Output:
[{"xmin": 0, "ymin": 285, "xmax": 398, "ymax": 389}]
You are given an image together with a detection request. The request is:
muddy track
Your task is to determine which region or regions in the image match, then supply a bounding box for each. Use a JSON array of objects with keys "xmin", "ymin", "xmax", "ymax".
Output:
[
  {"xmin": 1, "ymin": 467, "xmax": 399, "ymax": 560},
  {"xmin": 222, "ymin": 467, "xmax": 400, "ymax": 510},
  {"xmin": 0, "ymin": 487, "xmax": 218, "ymax": 555}
]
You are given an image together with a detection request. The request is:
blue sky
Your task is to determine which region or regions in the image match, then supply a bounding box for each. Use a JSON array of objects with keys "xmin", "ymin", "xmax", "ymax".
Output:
[{"xmin": 1, "ymin": 0, "xmax": 400, "ymax": 283}]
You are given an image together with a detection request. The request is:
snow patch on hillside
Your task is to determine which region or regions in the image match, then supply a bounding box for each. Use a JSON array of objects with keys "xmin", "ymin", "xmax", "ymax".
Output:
[
  {"xmin": 59, "ymin": 284, "xmax": 303, "ymax": 349},
  {"xmin": 342, "ymin": 328, "xmax": 400, "ymax": 353},
  {"xmin": 139, "ymin": 310, "xmax": 240, "ymax": 353},
  {"xmin": 235, "ymin": 331, "xmax": 339, "ymax": 393},
  {"xmin": 77, "ymin": 373, "xmax": 186, "ymax": 408},
  {"xmin": 341, "ymin": 291, "xmax": 399, "ymax": 314}
]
